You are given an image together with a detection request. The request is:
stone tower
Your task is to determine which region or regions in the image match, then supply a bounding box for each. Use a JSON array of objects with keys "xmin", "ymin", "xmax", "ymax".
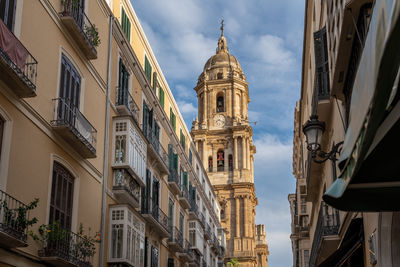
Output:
[{"xmin": 191, "ymin": 24, "xmax": 268, "ymax": 267}]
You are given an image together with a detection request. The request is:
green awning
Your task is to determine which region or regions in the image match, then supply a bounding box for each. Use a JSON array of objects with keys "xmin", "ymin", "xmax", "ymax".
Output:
[{"xmin": 323, "ymin": 0, "xmax": 400, "ymax": 211}]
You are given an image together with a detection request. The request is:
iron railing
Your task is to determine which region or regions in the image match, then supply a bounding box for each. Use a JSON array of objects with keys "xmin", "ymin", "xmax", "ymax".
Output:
[
  {"xmin": 141, "ymin": 199, "xmax": 170, "ymax": 234},
  {"xmin": 60, "ymin": 0, "xmax": 98, "ymax": 52},
  {"xmin": 204, "ymin": 223, "xmax": 211, "ymax": 239},
  {"xmin": 51, "ymin": 98, "xmax": 97, "ymax": 154},
  {"xmin": 309, "ymin": 201, "xmax": 340, "ymax": 267},
  {"xmin": 0, "ymin": 19, "xmax": 37, "ymax": 91},
  {"xmin": 38, "ymin": 227, "xmax": 94, "ymax": 267},
  {"xmin": 168, "ymin": 168, "xmax": 180, "ymax": 187},
  {"xmin": 168, "ymin": 226, "xmax": 183, "ymax": 249},
  {"xmin": 189, "ymin": 200, "xmax": 199, "ymax": 218},
  {"xmin": 201, "ymin": 258, "xmax": 207, "ymax": 267},
  {"xmin": 113, "ymin": 170, "xmax": 140, "ymax": 203},
  {"xmin": 191, "ymin": 250, "xmax": 201, "ymax": 265},
  {"xmin": 0, "ymin": 189, "xmax": 30, "ymax": 243},
  {"xmin": 184, "ymin": 239, "xmax": 194, "ymax": 259},
  {"xmin": 116, "ymin": 87, "xmax": 139, "ymax": 125},
  {"xmin": 199, "ymin": 213, "xmax": 205, "ymax": 227},
  {"xmin": 142, "ymin": 125, "xmax": 169, "ymax": 170},
  {"xmin": 180, "ymin": 186, "xmax": 189, "ymax": 201}
]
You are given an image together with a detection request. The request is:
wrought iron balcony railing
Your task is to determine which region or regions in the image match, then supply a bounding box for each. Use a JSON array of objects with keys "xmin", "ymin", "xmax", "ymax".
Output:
[
  {"xmin": 309, "ymin": 201, "xmax": 340, "ymax": 267},
  {"xmin": 113, "ymin": 169, "xmax": 140, "ymax": 208},
  {"xmin": 199, "ymin": 213, "xmax": 205, "ymax": 227},
  {"xmin": 38, "ymin": 226, "xmax": 94, "ymax": 267},
  {"xmin": 0, "ymin": 189, "xmax": 30, "ymax": 247},
  {"xmin": 51, "ymin": 98, "xmax": 97, "ymax": 158},
  {"xmin": 168, "ymin": 168, "xmax": 181, "ymax": 194},
  {"xmin": 60, "ymin": 0, "xmax": 98, "ymax": 59},
  {"xmin": 168, "ymin": 226, "xmax": 184, "ymax": 250},
  {"xmin": 141, "ymin": 198, "xmax": 170, "ymax": 236},
  {"xmin": 202, "ymin": 258, "xmax": 207, "ymax": 267},
  {"xmin": 116, "ymin": 87, "xmax": 139, "ymax": 125},
  {"xmin": 142, "ymin": 125, "xmax": 169, "ymax": 170},
  {"xmin": 0, "ymin": 19, "xmax": 37, "ymax": 97},
  {"xmin": 189, "ymin": 200, "xmax": 199, "ymax": 220}
]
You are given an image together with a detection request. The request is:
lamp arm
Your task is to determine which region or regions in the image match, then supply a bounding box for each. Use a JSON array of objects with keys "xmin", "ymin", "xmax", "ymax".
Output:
[{"xmin": 311, "ymin": 141, "xmax": 344, "ymax": 164}]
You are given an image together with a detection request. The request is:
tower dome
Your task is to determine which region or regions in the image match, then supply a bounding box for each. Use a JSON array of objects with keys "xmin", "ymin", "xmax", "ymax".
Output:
[{"xmin": 199, "ymin": 23, "xmax": 246, "ymax": 83}]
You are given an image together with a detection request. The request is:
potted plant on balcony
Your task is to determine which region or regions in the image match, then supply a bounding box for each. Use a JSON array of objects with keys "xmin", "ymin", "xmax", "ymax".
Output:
[
  {"xmin": 84, "ymin": 24, "xmax": 101, "ymax": 48},
  {"xmin": 72, "ymin": 223, "xmax": 100, "ymax": 266},
  {"xmin": 33, "ymin": 221, "xmax": 71, "ymax": 258},
  {"xmin": 0, "ymin": 198, "xmax": 39, "ymax": 241}
]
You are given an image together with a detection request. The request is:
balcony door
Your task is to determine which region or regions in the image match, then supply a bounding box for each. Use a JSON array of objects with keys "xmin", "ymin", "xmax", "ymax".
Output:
[
  {"xmin": 58, "ymin": 55, "xmax": 81, "ymax": 125},
  {"xmin": 49, "ymin": 162, "xmax": 74, "ymax": 230},
  {"xmin": 117, "ymin": 59, "xmax": 129, "ymax": 106},
  {"xmin": 0, "ymin": 0, "xmax": 16, "ymax": 31}
]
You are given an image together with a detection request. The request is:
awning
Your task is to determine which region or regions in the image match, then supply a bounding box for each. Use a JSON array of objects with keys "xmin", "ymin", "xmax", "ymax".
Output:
[
  {"xmin": 323, "ymin": 0, "xmax": 400, "ymax": 211},
  {"xmin": 318, "ymin": 219, "xmax": 364, "ymax": 267}
]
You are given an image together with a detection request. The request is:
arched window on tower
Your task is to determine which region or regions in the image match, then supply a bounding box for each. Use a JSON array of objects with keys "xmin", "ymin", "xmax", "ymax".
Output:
[
  {"xmin": 216, "ymin": 94, "xmax": 224, "ymax": 113},
  {"xmin": 217, "ymin": 150, "xmax": 224, "ymax": 172},
  {"xmin": 229, "ymin": 154, "xmax": 233, "ymax": 171},
  {"xmin": 220, "ymin": 209, "xmax": 225, "ymax": 220},
  {"xmin": 208, "ymin": 156, "xmax": 213, "ymax": 172}
]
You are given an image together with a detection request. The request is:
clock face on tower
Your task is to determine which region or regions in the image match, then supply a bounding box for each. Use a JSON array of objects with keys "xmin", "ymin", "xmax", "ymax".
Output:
[{"xmin": 214, "ymin": 114, "xmax": 226, "ymax": 127}]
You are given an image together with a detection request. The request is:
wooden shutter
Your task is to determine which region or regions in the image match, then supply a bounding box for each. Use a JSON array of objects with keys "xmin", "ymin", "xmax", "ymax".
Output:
[
  {"xmin": 142, "ymin": 101, "xmax": 149, "ymax": 135},
  {"xmin": 152, "ymin": 178, "xmax": 159, "ymax": 208},
  {"xmin": 121, "ymin": 8, "xmax": 131, "ymax": 41},
  {"xmin": 159, "ymin": 87, "xmax": 165, "ymax": 108},
  {"xmin": 167, "ymin": 258, "xmax": 175, "ymax": 267},
  {"xmin": 145, "ymin": 55, "xmax": 152, "ymax": 83},
  {"xmin": 50, "ymin": 162, "xmax": 74, "ymax": 230},
  {"xmin": 153, "ymin": 72, "xmax": 157, "ymax": 93},
  {"xmin": 313, "ymin": 27, "xmax": 330, "ymax": 99}
]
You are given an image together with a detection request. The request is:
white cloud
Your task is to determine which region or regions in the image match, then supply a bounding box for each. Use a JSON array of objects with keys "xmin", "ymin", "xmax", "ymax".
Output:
[{"xmin": 177, "ymin": 101, "xmax": 197, "ymax": 117}]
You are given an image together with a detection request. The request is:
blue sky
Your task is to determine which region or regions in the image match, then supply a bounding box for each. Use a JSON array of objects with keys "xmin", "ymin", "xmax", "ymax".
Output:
[{"xmin": 131, "ymin": 0, "xmax": 304, "ymax": 265}]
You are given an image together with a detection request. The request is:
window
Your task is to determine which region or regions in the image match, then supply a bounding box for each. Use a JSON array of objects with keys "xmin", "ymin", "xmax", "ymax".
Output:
[
  {"xmin": 216, "ymin": 94, "xmax": 224, "ymax": 112},
  {"xmin": 109, "ymin": 206, "xmax": 145, "ymax": 266},
  {"xmin": 0, "ymin": 0, "xmax": 16, "ymax": 31},
  {"xmin": 152, "ymin": 72, "xmax": 157, "ymax": 93},
  {"xmin": 142, "ymin": 101, "xmax": 153, "ymax": 137},
  {"xmin": 159, "ymin": 87, "xmax": 165, "ymax": 108},
  {"xmin": 179, "ymin": 212, "xmax": 184, "ymax": 233},
  {"xmin": 304, "ymin": 250, "xmax": 309, "ymax": 267},
  {"xmin": 168, "ymin": 197, "xmax": 174, "ymax": 228},
  {"xmin": 228, "ymin": 154, "xmax": 233, "ymax": 171},
  {"xmin": 150, "ymin": 246, "xmax": 158, "ymax": 267},
  {"xmin": 152, "ymin": 176, "xmax": 160, "ymax": 208},
  {"xmin": 313, "ymin": 27, "xmax": 330, "ymax": 99},
  {"xmin": 58, "ymin": 54, "xmax": 81, "ymax": 114},
  {"xmin": 208, "ymin": 156, "xmax": 213, "ymax": 172},
  {"xmin": 217, "ymin": 150, "xmax": 224, "ymax": 172},
  {"xmin": 180, "ymin": 129, "xmax": 186, "ymax": 150},
  {"xmin": 117, "ymin": 59, "xmax": 130, "ymax": 106},
  {"xmin": 170, "ymin": 107, "xmax": 176, "ymax": 131},
  {"xmin": 49, "ymin": 162, "xmax": 74, "ymax": 229},
  {"xmin": 113, "ymin": 119, "xmax": 147, "ymax": 184},
  {"xmin": 189, "ymin": 149, "xmax": 192, "ymax": 165},
  {"xmin": 121, "ymin": 7, "xmax": 131, "ymax": 41},
  {"xmin": 144, "ymin": 55, "xmax": 152, "ymax": 84},
  {"xmin": 168, "ymin": 258, "xmax": 175, "ymax": 267}
]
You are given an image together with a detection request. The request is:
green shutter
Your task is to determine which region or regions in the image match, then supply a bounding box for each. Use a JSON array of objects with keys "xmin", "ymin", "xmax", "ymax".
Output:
[
  {"xmin": 159, "ymin": 87, "xmax": 165, "ymax": 108},
  {"xmin": 170, "ymin": 108, "xmax": 176, "ymax": 131},
  {"xmin": 121, "ymin": 8, "xmax": 131, "ymax": 41},
  {"xmin": 183, "ymin": 172, "xmax": 188, "ymax": 187},
  {"xmin": 145, "ymin": 56, "xmax": 152, "ymax": 84},
  {"xmin": 153, "ymin": 72, "xmax": 157, "ymax": 93}
]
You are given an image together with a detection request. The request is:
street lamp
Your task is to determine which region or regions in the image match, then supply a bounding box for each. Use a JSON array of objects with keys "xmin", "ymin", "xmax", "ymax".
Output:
[{"xmin": 302, "ymin": 115, "xmax": 343, "ymax": 163}]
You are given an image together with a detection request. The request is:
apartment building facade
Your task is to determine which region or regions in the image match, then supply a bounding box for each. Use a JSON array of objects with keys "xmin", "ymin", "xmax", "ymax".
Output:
[
  {"xmin": 0, "ymin": 0, "xmax": 224, "ymax": 267},
  {"xmin": 290, "ymin": 0, "xmax": 400, "ymax": 266}
]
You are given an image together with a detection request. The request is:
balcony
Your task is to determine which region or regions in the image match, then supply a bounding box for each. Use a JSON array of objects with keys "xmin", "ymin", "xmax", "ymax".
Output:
[
  {"xmin": 189, "ymin": 201, "xmax": 199, "ymax": 220},
  {"xmin": 141, "ymin": 202, "xmax": 170, "ymax": 238},
  {"xmin": 142, "ymin": 126, "xmax": 169, "ymax": 175},
  {"xmin": 177, "ymin": 239, "xmax": 193, "ymax": 262},
  {"xmin": 0, "ymin": 190, "xmax": 30, "ymax": 248},
  {"xmin": 211, "ymin": 234, "xmax": 219, "ymax": 252},
  {"xmin": 38, "ymin": 227, "xmax": 94, "ymax": 267},
  {"xmin": 168, "ymin": 168, "xmax": 181, "ymax": 195},
  {"xmin": 167, "ymin": 226, "xmax": 184, "ymax": 252},
  {"xmin": 178, "ymin": 186, "xmax": 190, "ymax": 209},
  {"xmin": 115, "ymin": 87, "xmax": 139, "ymax": 125},
  {"xmin": 199, "ymin": 213, "xmax": 206, "ymax": 228},
  {"xmin": 309, "ymin": 202, "xmax": 340, "ymax": 267},
  {"xmin": 51, "ymin": 98, "xmax": 97, "ymax": 158},
  {"xmin": 188, "ymin": 250, "xmax": 201, "ymax": 267},
  {"xmin": 201, "ymin": 258, "xmax": 207, "ymax": 267},
  {"xmin": 0, "ymin": 19, "xmax": 37, "ymax": 97},
  {"xmin": 59, "ymin": 1, "xmax": 98, "ymax": 59},
  {"xmin": 112, "ymin": 170, "xmax": 140, "ymax": 209},
  {"xmin": 204, "ymin": 223, "xmax": 211, "ymax": 240}
]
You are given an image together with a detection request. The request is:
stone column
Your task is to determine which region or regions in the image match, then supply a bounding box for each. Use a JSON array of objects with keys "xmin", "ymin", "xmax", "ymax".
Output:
[
  {"xmin": 241, "ymin": 137, "xmax": 246, "ymax": 169},
  {"xmin": 234, "ymin": 137, "xmax": 238, "ymax": 169},
  {"xmin": 202, "ymin": 139, "xmax": 206, "ymax": 166},
  {"xmin": 212, "ymin": 145, "xmax": 217, "ymax": 173},
  {"xmin": 236, "ymin": 196, "xmax": 240, "ymax": 237},
  {"xmin": 244, "ymin": 196, "xmax": 248, "ymax": 237},
  {"xmin": 246, "ymin": 137, "xmax": 250, "ymax": 170},
  {"xmin": 204, "ymin": 89, "xmax": 208, "ymax": 125}
]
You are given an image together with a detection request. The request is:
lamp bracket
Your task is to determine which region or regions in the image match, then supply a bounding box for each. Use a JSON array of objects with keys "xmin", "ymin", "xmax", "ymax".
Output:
[{"xmin": 311, "ymin": 141, "xmax": 344, "ymax": 164}]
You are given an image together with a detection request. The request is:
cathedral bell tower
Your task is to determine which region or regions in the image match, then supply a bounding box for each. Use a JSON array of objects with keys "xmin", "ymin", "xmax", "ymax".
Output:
[{"xmin": 191, "ymin": 22, "xmax": 265, "ymax": 267}]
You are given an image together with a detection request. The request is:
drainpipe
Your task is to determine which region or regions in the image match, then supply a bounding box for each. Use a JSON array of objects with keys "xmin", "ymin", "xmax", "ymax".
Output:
[{"xmin": 99, "ymin": 14, "xmax": 113, "ymax": 267}]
